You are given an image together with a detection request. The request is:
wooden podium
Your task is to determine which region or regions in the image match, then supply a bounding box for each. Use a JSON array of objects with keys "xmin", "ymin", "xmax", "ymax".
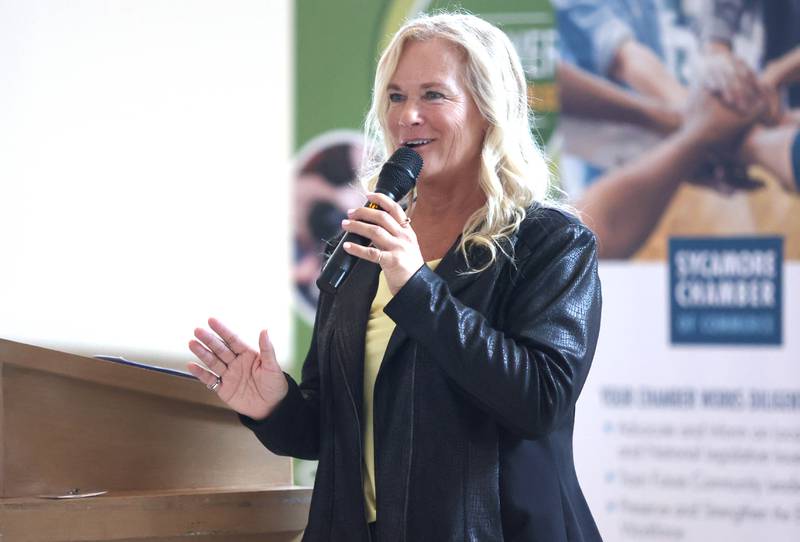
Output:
[{"xmin": 0, "ymin": 339, "xmax": 311, "ymax": 541}]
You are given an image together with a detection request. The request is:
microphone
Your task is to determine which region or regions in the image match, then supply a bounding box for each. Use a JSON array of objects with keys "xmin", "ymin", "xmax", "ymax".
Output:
[{"xmin": 316, "ymin": 147, "xmax": 423, "ymax": 294}]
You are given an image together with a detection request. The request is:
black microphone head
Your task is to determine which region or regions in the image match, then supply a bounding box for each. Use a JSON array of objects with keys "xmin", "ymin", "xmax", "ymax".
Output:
[{"xmin": 375, "ymin": 147, "xmax": 423, "ymax": 201}]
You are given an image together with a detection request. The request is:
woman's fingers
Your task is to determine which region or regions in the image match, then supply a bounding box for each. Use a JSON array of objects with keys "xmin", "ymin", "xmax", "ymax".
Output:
[
  {"xmin": 341, "ymin": 217, "xmax": 395, "ymax": 248},
  {"xmin": 341, "ymin": 193, "xmax": 418, "ymax": 271},
  {"xmin": 188, "ymin": 338, "xmax": 228, "ymax": 376},
  {"xmin": 193, "ymin": 327, "xmax": 234, "ymax": 366},
  {"xmin": 343, "ymin": 241, "xmax": 383, "ymax": 264},
  {"xmin": 259, "ymin": 329, "xmax": 279, "ymax": 369},
  {"xmin": 365, "ymin": 192, "xmax": 410, "ymax": 226},
  {"xmin": 347, "ymin": 206, "xmax": 403, "ymax": 236},
  {"xmin": 345, "ymin": 199, "xmax": 414, "ymax": 243},
  {"xmin": 187, "ymin": 362, "xmax": 222, "ymax": 389},
  {"xmin": 208, "ymin": 317, "xmax": 252, "ymax": 356},
  {"xmin": 189, "ymin": 318, "xmax": 259, "ymax": 379}
]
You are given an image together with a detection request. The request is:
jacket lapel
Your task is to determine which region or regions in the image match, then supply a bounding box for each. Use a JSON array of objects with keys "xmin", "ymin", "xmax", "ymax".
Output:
[{"xmin": 331, "ymin": 258, "xmax": 380, "ymax": 420}]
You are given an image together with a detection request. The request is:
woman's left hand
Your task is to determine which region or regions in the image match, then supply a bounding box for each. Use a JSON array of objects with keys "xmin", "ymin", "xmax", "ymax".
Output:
[{"xmin": 341, "ymin": 192, "xmax": 424, "ymax": 295}]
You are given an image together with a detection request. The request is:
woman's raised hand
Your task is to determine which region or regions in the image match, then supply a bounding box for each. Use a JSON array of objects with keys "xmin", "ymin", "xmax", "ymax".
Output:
[
  {"xmin": 341, "ymin": 192, "xmax": 425, "ymax": 295},
  {"xmin": 187, "ymin": 318, "xmax": 288, "ymax": 420}
]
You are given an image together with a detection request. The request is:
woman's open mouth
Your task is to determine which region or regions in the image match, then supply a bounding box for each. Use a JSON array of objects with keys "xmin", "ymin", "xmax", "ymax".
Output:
[{"xmin": 403, "ymin": 138, "xmax": 433, "ymax": 149}]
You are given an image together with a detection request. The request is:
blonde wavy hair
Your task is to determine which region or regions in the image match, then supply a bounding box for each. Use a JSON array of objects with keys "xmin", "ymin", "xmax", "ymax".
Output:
[{"xmin": 361, "ymin": 12, "xmax": 557, "ymax": 271}]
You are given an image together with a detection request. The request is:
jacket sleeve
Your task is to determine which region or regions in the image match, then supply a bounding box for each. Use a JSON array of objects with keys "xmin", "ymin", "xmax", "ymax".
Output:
[
  {"xmin": 383, "ymin": 223, "xmax": 602, "ymax": 439},
  {"xmin": 238, "ymin": 303, "xmax": 323, "ymax": 460}
]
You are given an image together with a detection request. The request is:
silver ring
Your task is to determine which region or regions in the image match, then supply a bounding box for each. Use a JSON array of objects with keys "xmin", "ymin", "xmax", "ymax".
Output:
[
  {"xmin": 208, "ymin": 375, "xmax": 222, "ymax": 392},
  {"xmin": 376, "ymin": 251, "xmax": 383, "ymax": 265}
]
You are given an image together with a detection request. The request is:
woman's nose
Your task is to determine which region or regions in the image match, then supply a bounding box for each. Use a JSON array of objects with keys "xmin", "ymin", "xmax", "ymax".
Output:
[{"xmin": 399, "ymin": 100, "xmax": 423, "ymax": 127}]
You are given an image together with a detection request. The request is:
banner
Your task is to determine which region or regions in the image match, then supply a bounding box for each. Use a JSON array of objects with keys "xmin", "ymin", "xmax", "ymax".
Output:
[{"xmin": 554, "ymin": 1, "xmax": 800, "ymax": 540}]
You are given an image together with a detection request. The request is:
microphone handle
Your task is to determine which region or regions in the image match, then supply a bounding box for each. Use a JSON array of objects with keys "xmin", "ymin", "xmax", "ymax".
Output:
[{"xmin": 316, "ymin": 201, "xmax": 385, "ymax": 294}]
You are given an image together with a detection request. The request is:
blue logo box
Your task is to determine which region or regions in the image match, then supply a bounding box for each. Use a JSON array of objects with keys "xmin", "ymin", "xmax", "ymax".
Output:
[{"xmin": 669, "ymin": 237, "xmax": 783, "ymax": 345}]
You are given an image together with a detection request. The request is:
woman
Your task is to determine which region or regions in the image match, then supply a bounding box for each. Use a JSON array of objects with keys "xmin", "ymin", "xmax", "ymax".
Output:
[{"xmin": 188, "ymin": 13, "xmax": 602, "ymax": 542}]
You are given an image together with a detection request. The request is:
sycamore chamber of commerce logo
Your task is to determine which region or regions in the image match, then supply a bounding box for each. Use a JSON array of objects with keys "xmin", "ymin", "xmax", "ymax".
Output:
[{"xmin": 669, "ymin": 237, "xmax": 783, "ymax": 345}]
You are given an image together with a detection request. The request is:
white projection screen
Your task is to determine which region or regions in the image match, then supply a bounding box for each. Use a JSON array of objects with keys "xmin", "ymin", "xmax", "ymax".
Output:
[{"xmin": 0, "ymin": 0, "xmax": 293, "ymax": 370}]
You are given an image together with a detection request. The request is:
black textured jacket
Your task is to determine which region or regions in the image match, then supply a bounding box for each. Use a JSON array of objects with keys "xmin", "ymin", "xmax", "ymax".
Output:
[{"xmin": 241, "ymin": 206, "xmax": 603, "ymax": 541}]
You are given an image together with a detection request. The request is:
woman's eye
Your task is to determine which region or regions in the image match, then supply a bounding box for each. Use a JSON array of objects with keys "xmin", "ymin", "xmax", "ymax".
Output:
[
  {"xmin": 424, "ymin": 90, "xmax": 445, "ymax": 100},
  {"xmin": 388, "ymin": 93, "xmax": 405, "ymax": 103}
]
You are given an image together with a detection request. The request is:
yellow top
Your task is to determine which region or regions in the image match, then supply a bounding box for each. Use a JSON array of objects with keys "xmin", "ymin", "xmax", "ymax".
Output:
[{"xmin": 362, "ymin": 259, "xmax": 441, "ymax": 523}]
